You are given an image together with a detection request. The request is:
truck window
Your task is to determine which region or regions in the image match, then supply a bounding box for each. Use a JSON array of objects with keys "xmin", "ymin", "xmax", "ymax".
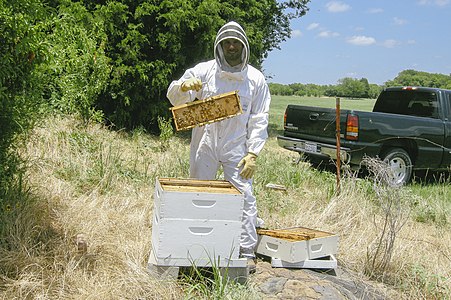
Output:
[
  {"xmin": 374, "ymin": 90, "xmax": 439, "ymax": 118},
  {"xmin": 446, "ymin": 92, "xmax": 451, "ymax": 119}
]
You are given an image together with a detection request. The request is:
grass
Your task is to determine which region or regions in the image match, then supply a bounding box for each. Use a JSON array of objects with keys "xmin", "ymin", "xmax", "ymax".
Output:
[{"xmin": 0, "ymin": 96, "xmax": 450, "ymax": 299}]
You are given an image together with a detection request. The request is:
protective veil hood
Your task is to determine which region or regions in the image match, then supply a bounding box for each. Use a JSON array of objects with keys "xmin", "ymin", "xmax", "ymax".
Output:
[{"xmin": 214, "ymin": 21, "xmax": 249, "ymax": 72}]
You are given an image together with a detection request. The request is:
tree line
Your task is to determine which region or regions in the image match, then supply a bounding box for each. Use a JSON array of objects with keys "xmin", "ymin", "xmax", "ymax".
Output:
[{"xmin": 269, "ymin": 70, "xmax": 451, "ymax": 99}]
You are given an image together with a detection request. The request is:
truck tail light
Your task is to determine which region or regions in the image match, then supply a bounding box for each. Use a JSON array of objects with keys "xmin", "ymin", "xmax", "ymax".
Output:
[
  {"xmin": 346, "ymin": 114, "xmax": 359, "ymax": 140},
  {"xmin": 284, "ymin": 109, "xmax": 287, "ymax": 125},
  {"xmin": 402, "ymin": 86, "xmax": 418, "ymax": 90}
]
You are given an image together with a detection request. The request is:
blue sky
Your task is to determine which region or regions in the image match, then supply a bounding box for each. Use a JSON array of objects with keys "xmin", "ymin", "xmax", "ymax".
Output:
[{"xmin": 262, "ymin": 0, "xmax": 451, "ymax": 85}]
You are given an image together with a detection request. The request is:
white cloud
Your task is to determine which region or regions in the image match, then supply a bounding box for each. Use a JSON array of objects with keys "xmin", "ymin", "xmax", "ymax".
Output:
[
  {"xmin": 325, "ymin": 1, "xmax": 351, "ymax": 13},
  {"xmin": 367, "ymin": 8, "xmax": 384, "ymax": 13},
  {"xmin": 307, "ymin": 23, "xmax": 320, "ymax": 30},
  {"xmin": 393, "ymin": 17, "xmax": 407, "ymax": 25},
  {"xmin": 318, "ymin": 31, "xmax": 340, "ymax": 38},
  {"xmin": 407, "ymin": 39, "xmax": 417, "ymax": 44},
  {"xmin": 382, "ymin": 39, "xmax": 401, "ymax": 48},
  {"xmin": 347, "ymin": 35, "xmax": 376, "ymax": 46},
  {"xmin": 418, "ymin": 0, "xmax": 450, "ymax": 6},
  {"xmin": 291, "ymin": 29, "xmax": 303, "ymax": 38}
]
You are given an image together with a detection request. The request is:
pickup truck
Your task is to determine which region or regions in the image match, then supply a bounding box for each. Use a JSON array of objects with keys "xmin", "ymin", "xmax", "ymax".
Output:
[{"xmin": 277, "ymin": 86, "xmax": 451, "ymax": 185}]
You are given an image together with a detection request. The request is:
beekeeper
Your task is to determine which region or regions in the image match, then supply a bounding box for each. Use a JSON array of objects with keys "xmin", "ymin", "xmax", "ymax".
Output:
[{"xmin": 166, "ymin": 21, "xmax": 271, "ymax": 267}]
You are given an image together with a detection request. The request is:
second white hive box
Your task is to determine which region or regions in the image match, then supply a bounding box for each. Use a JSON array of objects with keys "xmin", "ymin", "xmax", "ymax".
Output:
[
  {"xmin": 256, "ymin": 227, "xmax": 339, "ymax": 263},
  {"xmin": 151, "ymin": 178, "xmax": 244, "ymax": 266},
  {"xmin": 151, "ymin": 217, "xmax": 242, "ymax": 264}
]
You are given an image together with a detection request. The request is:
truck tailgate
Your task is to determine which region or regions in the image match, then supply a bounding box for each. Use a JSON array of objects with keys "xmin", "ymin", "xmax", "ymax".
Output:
[{"xmin": 284, "ymin": 105, "xmax": 347, "ymax": 142}]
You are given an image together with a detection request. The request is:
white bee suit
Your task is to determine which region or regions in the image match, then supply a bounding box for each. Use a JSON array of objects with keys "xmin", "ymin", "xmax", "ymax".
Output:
[{"xmin": 166, "ymin": 21, "xmax": 271, "ymax": 257}]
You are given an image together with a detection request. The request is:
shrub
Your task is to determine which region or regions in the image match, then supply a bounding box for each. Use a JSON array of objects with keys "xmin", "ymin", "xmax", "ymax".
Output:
[{"xmin": 0, "ymin": 0, "xmax": 48, "ymax": 203}]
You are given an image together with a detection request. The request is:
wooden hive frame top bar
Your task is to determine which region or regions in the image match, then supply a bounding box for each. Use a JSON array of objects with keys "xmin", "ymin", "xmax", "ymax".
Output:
[
  {"xmin": 257, "ymin": 227, "xmax": 335, "ymax": 241},
  {"xmin": 158, "ymin": 177, "xmax": 242, "ymax": 194}
]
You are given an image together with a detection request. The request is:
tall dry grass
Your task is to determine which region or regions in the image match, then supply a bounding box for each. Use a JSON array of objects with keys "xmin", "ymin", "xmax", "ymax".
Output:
[
  {"xmin": 257, "ymin": 141, "xmax": 451, "ymax": 299},
  {"xmin": 0, "ymin": 115, "xmax": 450, "ymax": 299}
]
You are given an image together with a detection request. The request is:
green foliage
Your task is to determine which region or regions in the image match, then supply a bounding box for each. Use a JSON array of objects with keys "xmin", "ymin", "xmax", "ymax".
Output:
[
  {"xmin": 410, "ymin": 265, "xmax": 450, "ymax": 299},
  {"xmin": 40, "ymin": 0, "xmax": 110, "ymax": 124},
  {"xmin": 268, "ymin": 83, "xmax": 294, "ymax": 96},
  {"xmin": 157, "ymin": 116, "xmax": 174, "ymax": 151},
  {"xmin": 386, "ymin": 69, "xmax": 451, "ymax": 89},
  {"xmin": 336, "ymin": 77, "xmax": 370, "ymax": 98},
  {"xmin": 368, "ymin": 83, "xmax": 383, "ymax": 99},
  {"xmin": 0, "ymin": 0, "xmax": 49, "ymax": 202},
  {"xmin": 270, "ymin": 69, "xmax": 451, "ymax": 99},
  {"xmin": 90, "ymin": 0, "xmax": 216, "ymax": 130},
  {"xmin": 269, "ymin": 80, "xmax": 383, "ymax": 99},
  {"xmin": 86, "ymin": 0, "xmax": 310, "ymax": 131}
]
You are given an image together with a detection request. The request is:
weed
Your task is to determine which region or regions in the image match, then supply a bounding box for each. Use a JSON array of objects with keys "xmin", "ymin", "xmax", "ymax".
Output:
[
  {"xmin": 157, "ymin": 116, "xmax": 174, "ymax": 152},
  {"xmin": 409, "ymin": 264, "xmax": 450, "ymax": 299},
  {"xmin": 362, "ymin": 156, "xmax": 410, "ymax": 279}
]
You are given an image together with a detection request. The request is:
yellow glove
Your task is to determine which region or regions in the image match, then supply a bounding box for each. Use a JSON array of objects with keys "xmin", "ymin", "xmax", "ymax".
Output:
[
  {"xmin": 181, "ymin": 77, "xmax": 202, "ymax": 92},
  {"xmin": 237, "ymin": 152, "xmax": 257, "ymax": 180}
]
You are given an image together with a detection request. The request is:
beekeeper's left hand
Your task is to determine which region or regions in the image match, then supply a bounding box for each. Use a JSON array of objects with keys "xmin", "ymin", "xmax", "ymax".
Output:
[
  {"xmin": 238, "ymin": 152, "xmax": 257, "ymax": 179},
  {"xmin": 181, "ymin": 77, "xmax": 202, "ymax": 92}
]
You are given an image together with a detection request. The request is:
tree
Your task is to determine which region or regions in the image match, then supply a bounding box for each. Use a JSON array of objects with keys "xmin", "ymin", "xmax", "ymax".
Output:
[
  {"xmin": 336, "ymin": 77, "xmax": 368, "ymax": 98},
  {"xmin": 359, "ymin": 78, "xmax": 370, "ymax": 98},
  {"xmin": 385, "ymin": 69, "xmax": 451, "ymax": 88},
  {"xmin": 82, "ymin": 0, "xmax": 311, "ymax": 131},
  {"xmin": 0, "ymin": 0, "xmax": 49, "ymax": 201},
  {"xmin": 368, "ymin": 84, "xmax": 383, "ymax": 99},
  {"xmin": 40, "ymin": 0, "xmax": 110, "ymax": 123}
]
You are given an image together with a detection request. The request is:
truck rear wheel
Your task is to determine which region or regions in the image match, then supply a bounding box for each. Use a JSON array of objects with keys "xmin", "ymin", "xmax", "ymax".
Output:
[{"xmin": 382, "ymin": 148, "xmax": 413, "ymax": 185}]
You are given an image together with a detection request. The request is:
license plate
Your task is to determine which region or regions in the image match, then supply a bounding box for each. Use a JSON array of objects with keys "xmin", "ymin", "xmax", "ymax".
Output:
[{"xmin": 304, "ymin": 142, "xmax": 318, "ymax": 153}]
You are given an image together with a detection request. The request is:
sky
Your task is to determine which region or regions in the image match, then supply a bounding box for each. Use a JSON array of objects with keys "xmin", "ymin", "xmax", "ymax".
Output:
[{"xmin": 262, "ymin": 0, "xmax": 451, "ymax": 86}]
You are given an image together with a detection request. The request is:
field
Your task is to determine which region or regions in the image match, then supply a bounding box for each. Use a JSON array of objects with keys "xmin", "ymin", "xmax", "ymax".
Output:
[{"xmin": 0, "ymin": 96, "xmax": 450, "ymax": 299}]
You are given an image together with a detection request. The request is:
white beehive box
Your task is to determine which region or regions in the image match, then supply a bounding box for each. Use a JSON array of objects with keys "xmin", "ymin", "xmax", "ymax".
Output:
[
  {"xmin": 150, "ymin": 178, "xmax": 245, "ymax": 267},
  {"xmin": 153, "ymin": 177, "xmax": 244, "ymax": 221},
  {"xmin": 256, "ymin": 227, "xmax": 339, "ymax": 263}
]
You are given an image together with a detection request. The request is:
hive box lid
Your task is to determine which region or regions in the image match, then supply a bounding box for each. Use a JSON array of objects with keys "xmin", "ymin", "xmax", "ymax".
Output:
[{"xmin": 170, "ymin": 91, "xmax": 242, "ymax": 131}]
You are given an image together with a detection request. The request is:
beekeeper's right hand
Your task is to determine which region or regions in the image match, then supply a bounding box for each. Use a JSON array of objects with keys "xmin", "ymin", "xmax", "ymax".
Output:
[{"xmin": 181, "ymin": 77, "xmax": 202, "ymax": 92}]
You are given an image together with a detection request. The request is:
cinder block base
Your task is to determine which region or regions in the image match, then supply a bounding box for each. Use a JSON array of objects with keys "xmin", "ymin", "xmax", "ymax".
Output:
[
  {"xmin": 147, "ymin": 263, "xmax": 249, "ymax": 284},
  {"xmin": 148, "ymin": 263, "xmax": 180, "ymax": 279},
  {"xmin": 147, "ymin": 250, "xmax": 249, "ymax": 283},
  {"xmin": 219, "ymin": 266, "xmax": 249, "ymax": 284}
]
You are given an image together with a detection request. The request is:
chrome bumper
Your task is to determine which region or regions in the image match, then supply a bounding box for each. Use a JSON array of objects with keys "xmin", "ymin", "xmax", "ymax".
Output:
[{"xmin": 277, "ymin": 136, "xmax": 350, "ymax": 163}]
